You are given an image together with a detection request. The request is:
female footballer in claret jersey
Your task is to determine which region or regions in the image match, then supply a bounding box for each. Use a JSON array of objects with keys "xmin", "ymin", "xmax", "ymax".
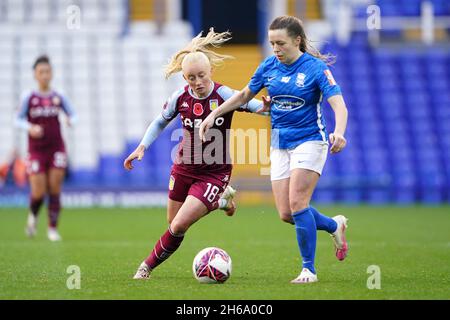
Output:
[
  {"xmin": 200, "ymin": 16, "xmax": 349, "ymax": 284},
  {"xmin": 124, "ymin": 29, "xmax": 268, "ymax": 279},
  {"xmin": 16, "ymin": 55, "xmax": 76, "ymax": 241}
]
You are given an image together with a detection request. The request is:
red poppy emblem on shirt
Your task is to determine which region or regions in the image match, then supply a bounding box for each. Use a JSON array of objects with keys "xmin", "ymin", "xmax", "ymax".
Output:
[{"xmin": 193, "ymin": 103, "xmax": 204, "ymax": 116}]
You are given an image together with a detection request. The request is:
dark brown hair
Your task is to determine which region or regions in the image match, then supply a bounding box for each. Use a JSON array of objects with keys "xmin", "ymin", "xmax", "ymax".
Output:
[
  {"xmin": 269, "ymin": 15, "xmax": 335, "ymax": 65},
  {"xmin": 33, "ymin": 55, "xmax": 51, "ymax": 69}
]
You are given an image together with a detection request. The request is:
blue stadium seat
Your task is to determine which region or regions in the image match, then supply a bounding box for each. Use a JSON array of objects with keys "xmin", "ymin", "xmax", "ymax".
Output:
[
  {"xmin": 401, "ymin": 0, "xmax": 421, "ymax": 16},
  {"xmin": 391, "ymin": 172, "xmax": 417, "ymax": 204},
  {"xmin": 321, "ymin": 36, "xmax": 449, "ymax": 203},
  {"xmin": 68, "ymin": 169, "xmax": 99, "ymax": 187},
  {"xmin": 99, "ymin": 155, "xmax": 125, "ymax": 186}
]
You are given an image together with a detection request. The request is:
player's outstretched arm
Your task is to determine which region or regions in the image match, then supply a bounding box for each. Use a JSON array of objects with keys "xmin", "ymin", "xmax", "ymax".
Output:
[
  {"xmin": 199, "ymin": 86, "xmax": 255, "ymax": 141},
  {"xmin": 123, "ymin": 114, "xmax": 170, "ymax": 170},
  {"xmin": 327, "ymin": 94, "xmax": 348, "ymax": 154}
]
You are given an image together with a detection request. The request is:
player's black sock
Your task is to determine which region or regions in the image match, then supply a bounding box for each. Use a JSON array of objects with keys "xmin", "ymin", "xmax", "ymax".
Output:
[{"xmin": 30, "ymin": 197, "xmax": 44, "ymax": 217}]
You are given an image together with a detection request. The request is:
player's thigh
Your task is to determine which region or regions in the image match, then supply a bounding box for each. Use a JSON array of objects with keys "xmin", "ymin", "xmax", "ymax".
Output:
[
  {"xmin": 270, "ymin": 148, "xmax": 290, "ymax": 181},
  {"xmin": 48, "ymin": 168, "xmax": 66, "ymax": 194},
  {"xmin": 168, "ymin": 172, "xmax": 192, "ymax": 205},
  {"xmin": 288, "ymin": 141, "xmax": 327, "ymax": 211},
  {"xmin": 27, "ymin": 154, "xmax": 48, "ymax": 198},
  {"xmin": 167, "ymin": 199, "xmax": 183, "ymax": 224},
  {"xmin": 271, "ymin": 178, "xmax": 292, "ymax": 221},
  {"xmin": 29, "ymin": 173, "xmax": 47, "ymax": 198},
  {"xmin": 170, "ymin": 195, "xmax": 209, "ymax": 234},
  {"xmin": 289, "ymin": 168, "xmax": 320, "ymax": 212},
  {"xmin": 188, "ymin": 177, "xmax": 227, "ymax": 212}
]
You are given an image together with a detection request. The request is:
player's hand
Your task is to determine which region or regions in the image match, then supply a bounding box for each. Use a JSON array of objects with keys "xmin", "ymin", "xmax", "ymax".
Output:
[
  {"xmin": 256, "ymin": 95, "xmax": 271, "ymax": 114},
  {"xmin": 29, "ymin": 125, "xmax": 43, "ymax": 139},
  {"xmin": 329, "ymin": 132, "xmax": 346, "ymax": 154},
  {"xmin": 199, "ymin": 114, "xmax": 215, "ymax": 142},
  {"xmin": 124, "ymin": 145, "xmax": 145, "ymax": 170}
]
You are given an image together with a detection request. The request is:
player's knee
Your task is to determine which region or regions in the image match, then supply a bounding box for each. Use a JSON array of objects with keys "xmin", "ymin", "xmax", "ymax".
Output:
[
  {"xmin": 48, "ymin": 183, "xmax": 61, "ymax": 195},
  {"xmin": 289, "ymin": 198, "xmax": 309, "ymax": 213},
  {"xmin": 280, "ymin": 213, "xmax": 294, "ymax": 224},
  {"xmin": 31, "ymin": 188, "xmax": 46, "ymax": 199},
  {"xmin": 170, "ymin": 220, "xmax": 189, "ymax": 235}
]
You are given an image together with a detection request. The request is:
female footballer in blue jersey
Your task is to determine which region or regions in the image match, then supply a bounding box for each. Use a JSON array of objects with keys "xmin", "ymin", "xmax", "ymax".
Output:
[{"xmin": 200, "ymin": 15, "xmax": 349, "ymax": 284}]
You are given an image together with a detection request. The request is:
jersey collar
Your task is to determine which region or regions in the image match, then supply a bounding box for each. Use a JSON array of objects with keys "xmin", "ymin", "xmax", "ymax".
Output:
[{"xmin": 188, "ymin": 80, "xmax": 215, "ymax": 100}]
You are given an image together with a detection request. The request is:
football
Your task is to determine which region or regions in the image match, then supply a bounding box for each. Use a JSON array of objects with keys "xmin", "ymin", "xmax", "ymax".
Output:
[{"xmin": 192, "ymin": 247, "xmax": 232, "ymax": 283}]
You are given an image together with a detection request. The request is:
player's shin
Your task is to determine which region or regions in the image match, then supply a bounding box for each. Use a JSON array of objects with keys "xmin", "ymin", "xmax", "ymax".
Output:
[
  {"xmin": 292, "ymin": 208, "xmax": 317, "ymax": 274},
  {"xmin": 144, "ymin": 227, "xmax": 185, "ymax": 270},
  {"xmin": 30, "ymin": 197, "xmax": 44, "ymax": 217},
  {"xmin": 48, "ymin": 194, "xmax": 61, "ymax": 228}
]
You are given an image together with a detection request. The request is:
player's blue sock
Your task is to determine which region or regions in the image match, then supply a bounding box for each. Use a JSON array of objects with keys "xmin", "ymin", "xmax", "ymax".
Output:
[
  {"xmin": 292, "ymin": 208, "xmax": 317, "ymax": 274},
  {"xmin": 310, "ymin": 206, "xmax": 337, "ymax": 233}
]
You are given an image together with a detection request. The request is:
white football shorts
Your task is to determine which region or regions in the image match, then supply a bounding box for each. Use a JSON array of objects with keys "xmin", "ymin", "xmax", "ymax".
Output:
[{"xmin": 270, "ymin": 140, "xmax": 329, "ymax": 181}]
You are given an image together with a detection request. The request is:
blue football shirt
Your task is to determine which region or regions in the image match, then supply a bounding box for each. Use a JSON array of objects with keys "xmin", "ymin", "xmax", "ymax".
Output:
[{"xmin": 248, "ymin": 52, "xmax": 341, "ymax": 149}]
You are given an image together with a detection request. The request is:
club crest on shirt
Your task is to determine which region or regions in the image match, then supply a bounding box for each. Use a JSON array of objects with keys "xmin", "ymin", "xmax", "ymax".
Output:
[
  {"xmin": 193, "ymin": 103, "xmax": 204, "ymax": 116},
  {"xmin": 169, "ymin": 175, "xmax": 175, "ymax": 191},
  {"xmin": 31, "ymin": 97, "xmax": 39, "ymax": 106},
  {"xmin": 296, "ymin": 73, "xmax": 306, "ymax": 87},
  {"xmin": 209, "ymin": 99, "xmax": 219, "ymax": 111},
  {"xmin": 52, "ymin": 96, "xmax": 61, "ymax": 106}
]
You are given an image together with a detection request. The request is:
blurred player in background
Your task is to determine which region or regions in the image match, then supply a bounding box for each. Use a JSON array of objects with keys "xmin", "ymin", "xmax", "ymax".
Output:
[
  {"xmin": 200, "ymin": 16, "xmax": 349, "ymax": 284},
  {"xmin": 124, "ymin": 28, "xmax": 268, "ymax": 280},
  {"xmin": 15, "ymin": 55, "xmax": 76, "ymax": 242}
]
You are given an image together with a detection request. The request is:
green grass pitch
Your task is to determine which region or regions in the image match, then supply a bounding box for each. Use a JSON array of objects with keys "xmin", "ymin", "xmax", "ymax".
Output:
[{"xmin": 0, "ymin": 205, "xmax": 449, "ymax": 299}]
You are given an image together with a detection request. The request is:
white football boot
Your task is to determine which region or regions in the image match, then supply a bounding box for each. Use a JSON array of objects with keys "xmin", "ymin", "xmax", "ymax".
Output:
[
  {"xmin": 25, "ymin": 213, "xmax": 38, "ymax": 238},
  {"xmin": 47, "ymin": 227, "xmax": 62, "ymax": 242},
  {"xmin": 290, "ymin": 268, "xmax": 318, "ymax": 284},
  {"xmin": 133, "ymin": 262, "xmax": 151, "ymax": 280},
  {"xmin": 220, "ymin": 185, "xmax": 236, "ymax": 216},
  {"xmin": 331, "ymin": 215, "xmax": 349, "ymax": 261}
]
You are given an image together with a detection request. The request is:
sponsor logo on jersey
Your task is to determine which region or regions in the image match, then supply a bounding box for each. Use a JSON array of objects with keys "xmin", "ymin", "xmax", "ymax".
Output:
[
  {"xmin": 209, "ymin": 99, "xmax": 219, "ymax": 111},
  {"xmin": 324, "ymin": 69, "xmax": 337, "ymax": 86},
  {"xmin": 281, "ymin": 76, "xmax": 291, "ymax": 83},
  {"xmin": 193, "ymin": 103, "xmax": 204, "ymax": 116},
  {"xmin": 29, "ymin": 106, "xmax": 59, "ymax": 118},
  {"xmin": 271, "ymin": 95, "xmax": 306, "ymax": 111},
  {"xmin": 169, "ymin": 175, "xmax": 175, "ymax": 191},
  {"xmin": 296, "ymin": 73, "xmax": 306, "ymax": 87}
]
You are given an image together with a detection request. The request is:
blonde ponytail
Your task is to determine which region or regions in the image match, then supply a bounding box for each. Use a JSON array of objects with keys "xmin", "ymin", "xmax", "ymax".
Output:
[{"xmin": 164, "ymin": 28, "xmax": 234, "ymax": 79}]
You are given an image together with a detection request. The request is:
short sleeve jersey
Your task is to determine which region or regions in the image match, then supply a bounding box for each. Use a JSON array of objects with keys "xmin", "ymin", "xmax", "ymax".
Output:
[
  {"xmin": 160, "ymin": 82, "xmax": 253, "ymax": 178},
  {"xmin": 248, "ymin": 53, "xmax": 341, "ymax": 149},
  {"xmin": 18, "ymin": 91, "xmax": 75, "ymax": 152}
]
